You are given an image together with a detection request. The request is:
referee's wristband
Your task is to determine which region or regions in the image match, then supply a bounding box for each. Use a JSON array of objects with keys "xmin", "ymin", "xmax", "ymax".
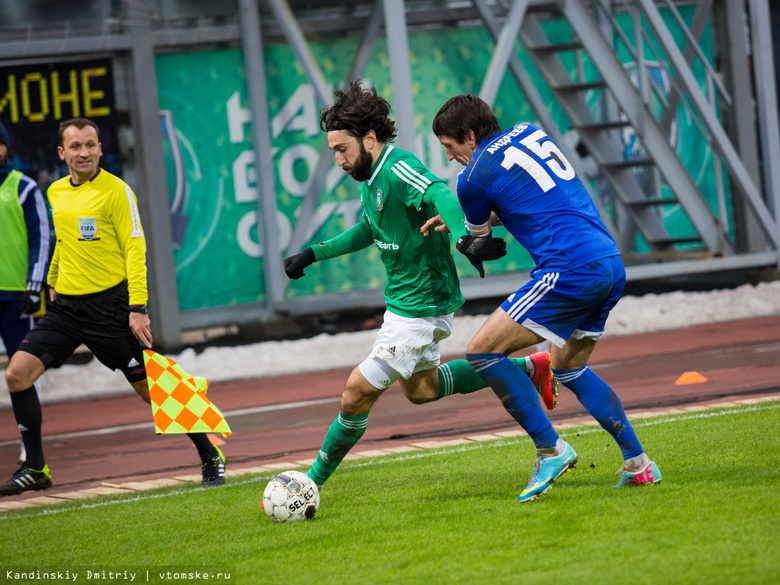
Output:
[{"xmin": 129, "ymin": 304, "xmax": 148, "ymax": 314}]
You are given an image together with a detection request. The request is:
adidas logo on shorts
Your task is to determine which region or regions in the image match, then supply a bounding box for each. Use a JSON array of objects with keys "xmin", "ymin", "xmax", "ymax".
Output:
[{"xmin": 127, "ymin": 358, "xmax": 140, "ymax": 367}]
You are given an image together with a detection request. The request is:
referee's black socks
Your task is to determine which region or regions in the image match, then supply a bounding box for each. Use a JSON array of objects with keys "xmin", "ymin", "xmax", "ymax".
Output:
[
  {"xmin": 187, "ymin": 433, "xmax": 218, "ymax": 460},
  {"xmin": 10, "ymin": 387, "xmax": 45, "ymax": 469}
]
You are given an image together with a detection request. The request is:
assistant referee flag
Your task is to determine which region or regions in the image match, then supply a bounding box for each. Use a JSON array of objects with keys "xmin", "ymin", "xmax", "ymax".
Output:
[{"xmin": 143, "ymin": 350, "xmax": 232, "ymax": 437}]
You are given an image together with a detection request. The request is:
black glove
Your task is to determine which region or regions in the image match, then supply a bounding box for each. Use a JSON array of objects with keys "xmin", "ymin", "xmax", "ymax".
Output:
[
  {"xmin": 284, "ymin": 247, "xmax": 315, "ymax": 280},
  {"xmin": 20, "ymin": 282, "xmax": 44, "ymax": 316},
  {"xmin": 456, "ymin": 235, "xmax": 507, "ymax": 278}
]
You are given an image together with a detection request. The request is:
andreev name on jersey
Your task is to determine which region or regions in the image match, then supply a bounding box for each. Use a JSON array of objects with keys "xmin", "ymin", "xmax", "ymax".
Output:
[
  {"xmin": 486, "ymin": 124, "xmax": 529, "ymax": 155},
  {"xmin": 374, "ymin": 239, "xmax": 399, "ymax": 251}
]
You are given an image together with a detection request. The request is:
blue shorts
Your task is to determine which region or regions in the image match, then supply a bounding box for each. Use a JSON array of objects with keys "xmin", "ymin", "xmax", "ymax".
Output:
[{"xmin": 500, "ymin": 255, "xmax": 625, "ymax": 348}]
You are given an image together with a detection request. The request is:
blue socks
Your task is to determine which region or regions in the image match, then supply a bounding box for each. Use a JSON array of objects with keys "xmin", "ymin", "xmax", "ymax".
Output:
[
  {"xmin": 465, "ymin": 352, "xmax": 644, "ymax": 461},
  {"xmin": 467, "ymin": 353, "xmax": 559, "ymax": 449},
  {"xmin": 553, "ymin": 366, "xmax": 643, "ymax": 459}
]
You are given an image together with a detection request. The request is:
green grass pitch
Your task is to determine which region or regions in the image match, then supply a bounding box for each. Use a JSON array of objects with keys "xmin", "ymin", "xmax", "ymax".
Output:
[{"xmin": 0, "ymin": 401, "xmax": 777, "ymax": 585}]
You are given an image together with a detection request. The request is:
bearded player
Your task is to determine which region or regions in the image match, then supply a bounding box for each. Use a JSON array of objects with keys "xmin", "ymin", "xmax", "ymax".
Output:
[{"xmin": 283, "ymin": 81, "xmax": 557, "ymax": 490}]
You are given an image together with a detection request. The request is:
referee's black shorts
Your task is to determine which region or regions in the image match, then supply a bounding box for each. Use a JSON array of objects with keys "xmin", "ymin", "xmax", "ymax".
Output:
[{"xmin": 18, "ymin": 281, "xmax": 147, "ymax": 383}]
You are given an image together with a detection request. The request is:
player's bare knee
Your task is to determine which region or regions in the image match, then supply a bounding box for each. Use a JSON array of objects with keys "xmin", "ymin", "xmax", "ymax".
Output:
[
  {"xmin": 401, "ymin": 380, "xmax": 438, "ymax": 405},
  {"xmin": 4, "ymin": 367, "xmax": 20, "ymax": 392},
  {"xmin": 340, "ymin": 385, "xmax": 377, "ymax": 416},
  {"xmin": 550, "ymin": 354, "xmax": 577, "ymax": 371},
  {"xmin": 5, "ymin": 364, "xmax": 33, "ymax": 392},
  {"xmin": 551, "ymin": 344, "xmax": 591, "ymax": 371},
  {"xmin": 406, "ymin": 390, "xmax": 435, "ymax": 405},
  {"xmin": 340, "ymin": 390, "xmax": 360, "ymax": 415},
  {"xmin": 467, "ymin": 336, "xmax": 490, "ymax": 355},
  {"xmin": 402, "ymin": 367, "xmax": 441, "ymax": 405}
]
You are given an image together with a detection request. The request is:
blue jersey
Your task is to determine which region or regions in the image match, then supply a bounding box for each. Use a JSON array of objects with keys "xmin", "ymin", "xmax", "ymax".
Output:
[{"xmin": 457, "ymin": 123, "xmax": 619, "ymax": 274}]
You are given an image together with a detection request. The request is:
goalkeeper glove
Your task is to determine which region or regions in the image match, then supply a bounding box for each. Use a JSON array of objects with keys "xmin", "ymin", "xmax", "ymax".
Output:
[
  {"xmin": 456, "ymin": 235, "xmax": 507, "ymax": 278},
  {"xmin": 284, "ymin": 248, "xmax": 315, "ymax": 280}
]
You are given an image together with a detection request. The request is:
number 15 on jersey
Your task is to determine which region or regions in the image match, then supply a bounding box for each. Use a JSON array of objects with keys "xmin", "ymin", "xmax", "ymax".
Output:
[{"xmin": 500, "ymin": 129, "xmax": 575, "ymax": 192}]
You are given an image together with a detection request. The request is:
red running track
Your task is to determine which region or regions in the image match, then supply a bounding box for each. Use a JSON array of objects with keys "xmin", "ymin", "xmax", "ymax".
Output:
[{"xmin": 1, "ymin": 315, "xmax": 778, "ymax": 500}]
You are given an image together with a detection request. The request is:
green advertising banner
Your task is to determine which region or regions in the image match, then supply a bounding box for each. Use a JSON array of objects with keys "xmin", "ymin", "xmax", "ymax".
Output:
[{"xmin": 156, "ymin": 8, "xmax": 724, "ymax": 312}]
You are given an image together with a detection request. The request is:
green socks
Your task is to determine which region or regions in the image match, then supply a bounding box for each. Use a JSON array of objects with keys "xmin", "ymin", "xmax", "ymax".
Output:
[
  {"xmin": 437, "ymin": 357, "xmax": 530, "ymax": 399},
  {"xmin": 308, "ymin": 357, "xmax": 534, "ymax": 486},
  {"xmin": 307, "ymin": 412, "xmax": 368, "ymax": 487}
]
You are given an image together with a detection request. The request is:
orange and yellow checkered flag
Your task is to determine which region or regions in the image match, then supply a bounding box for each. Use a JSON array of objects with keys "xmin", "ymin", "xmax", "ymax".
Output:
[{"xmin": 143, "ymin": 350, "xmax": 231, "ymax": 437}]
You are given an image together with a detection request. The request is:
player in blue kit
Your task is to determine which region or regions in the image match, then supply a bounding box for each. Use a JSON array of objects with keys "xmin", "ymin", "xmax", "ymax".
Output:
[{"xmin": 429, "ymin": 94, "xmax": 661, "ymax": 501}]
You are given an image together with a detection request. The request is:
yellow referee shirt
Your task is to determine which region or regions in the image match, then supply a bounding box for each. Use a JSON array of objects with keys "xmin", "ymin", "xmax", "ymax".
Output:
[{"xmin": 47, "ymin": 169, "xmax": 148, "ymax": 305}]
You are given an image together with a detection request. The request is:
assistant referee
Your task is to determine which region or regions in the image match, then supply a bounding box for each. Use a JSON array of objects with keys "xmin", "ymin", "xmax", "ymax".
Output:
[{"xmin": 1, "ymin": 118, "xmax": 226, "ymax": 496}]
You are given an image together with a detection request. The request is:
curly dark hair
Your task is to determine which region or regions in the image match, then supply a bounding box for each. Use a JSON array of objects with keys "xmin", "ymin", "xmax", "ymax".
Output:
[
  {"xmin": 320, "ymin": 80, "xmax": 397, "ymax": 143},
  {"xmin": 432, "ymin": 94, "xmax": 501, "ymax": 145}
]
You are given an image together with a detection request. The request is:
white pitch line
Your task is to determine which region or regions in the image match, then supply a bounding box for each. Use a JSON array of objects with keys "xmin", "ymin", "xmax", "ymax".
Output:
[
  {"xmin": 0, "ymin": 397, "xmax": 341, "ymax": 448},
  {"xmin": 224, "ymin": 396, "xmax": 340, "ymax": 418},
  {"xmin": 0, "ymin": 401, "xmax": 776, "ymax": 521}
]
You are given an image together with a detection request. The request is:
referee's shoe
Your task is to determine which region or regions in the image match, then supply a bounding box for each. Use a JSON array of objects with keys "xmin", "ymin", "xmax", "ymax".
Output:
[
  {"xmin": 0, "ymin": 464, "xmax": 52, "ymax": 496},
  {"xmin": 201, "ymin": 446, "xmax": 227, "ymax": 488}
]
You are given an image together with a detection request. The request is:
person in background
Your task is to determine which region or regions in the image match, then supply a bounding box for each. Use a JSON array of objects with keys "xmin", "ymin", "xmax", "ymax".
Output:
[{"xmin": 0, "ymin": 121, "xmax": 52, "ymax": 465}]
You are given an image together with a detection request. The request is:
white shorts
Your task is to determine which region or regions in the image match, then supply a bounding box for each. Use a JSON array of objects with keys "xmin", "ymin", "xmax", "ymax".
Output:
[{"xmin": 367, "ymin": 310, "xmax": 454, "ymax": 380}]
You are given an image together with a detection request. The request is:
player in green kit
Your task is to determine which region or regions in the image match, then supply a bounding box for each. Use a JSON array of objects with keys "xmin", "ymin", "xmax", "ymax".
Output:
[{"xmin": 284, "ymin": 81, "xmax": 557, "ymax": 489}]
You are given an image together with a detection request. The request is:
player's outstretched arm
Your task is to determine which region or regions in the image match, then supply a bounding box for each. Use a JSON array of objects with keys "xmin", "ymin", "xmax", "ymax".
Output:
[
  {"xmin": 420, "ymin": 183, "xmax": 463, "ymax": 237},
  {"xmin": 284, "ymin": 219, "xmax": 374, "ymax": 280}
]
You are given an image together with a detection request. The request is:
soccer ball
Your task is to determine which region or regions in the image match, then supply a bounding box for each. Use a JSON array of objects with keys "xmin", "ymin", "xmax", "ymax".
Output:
[{"xmin": 262, "ymin": 471, "xmax": 320, "ymax": 523}]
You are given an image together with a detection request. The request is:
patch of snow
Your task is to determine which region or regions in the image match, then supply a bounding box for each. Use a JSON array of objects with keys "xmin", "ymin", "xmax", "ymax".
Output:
[{"xmin": 1, "ymin": 281, "xmax": 778, "ymax": 408}]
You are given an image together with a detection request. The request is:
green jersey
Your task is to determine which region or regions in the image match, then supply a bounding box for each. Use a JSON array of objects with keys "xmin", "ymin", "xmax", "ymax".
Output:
[
  {"xmin": 314, "ymin": 144, "xmax": 464, "ymax": 318},
  {"xmin": 0, "ymin": 171, "xmax": 26, "ymax": 291}
]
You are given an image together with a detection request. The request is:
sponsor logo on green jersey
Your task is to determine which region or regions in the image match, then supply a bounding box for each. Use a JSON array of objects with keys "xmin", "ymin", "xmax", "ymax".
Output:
[{"xmin": 374, "ymin": 239, "xmax": 399, "ymax": 251}]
